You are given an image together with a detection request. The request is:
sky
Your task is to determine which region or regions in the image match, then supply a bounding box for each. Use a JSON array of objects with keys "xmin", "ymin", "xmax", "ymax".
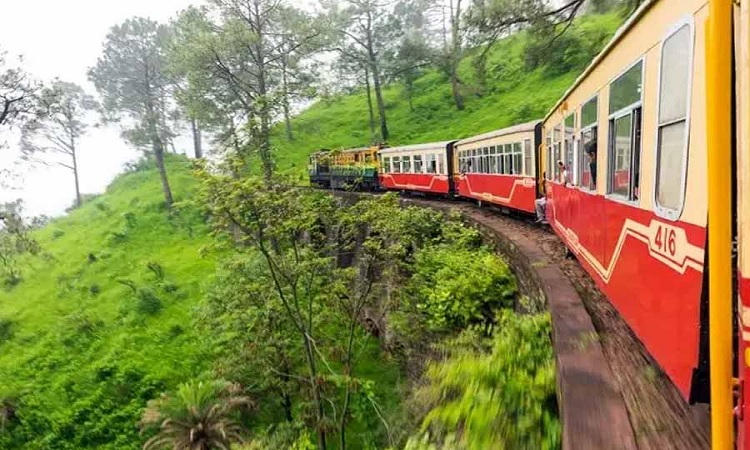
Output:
[{"xmin": 0, "ymin": 0, "xmax": 205, "ymax": 217}]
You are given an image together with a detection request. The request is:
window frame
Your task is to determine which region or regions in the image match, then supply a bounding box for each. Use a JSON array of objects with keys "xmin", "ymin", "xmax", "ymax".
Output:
[
  {"xmin": 578, "ymin": 93, "xmax": 599, "ymax": 194},
  {"xmin": 579, "ymin": 125, "xmax": 598, "ymax": 194},
  {"xmin": 564, "ymin": 113, "xmax": 576, "ymax": 185},
  {"xmin": 523, "ymin": 138, "xmax": 533, "ymax": 177},
  {"xmin": 652, "ymin": 17, "xmax": 695, "ymax": 222},
  {"xmin": 605, "ymin": 57, "xmax": 645, "ymax": 204}
]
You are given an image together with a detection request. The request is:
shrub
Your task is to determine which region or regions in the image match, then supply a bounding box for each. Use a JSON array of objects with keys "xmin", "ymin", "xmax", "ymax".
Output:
[
  {"xmin": 0, "ymin": 318, "xmax": 14, "ymax": 343},
  {"xmin": 136, "ymin": 289, "xmax": 163, "ymax": 315},
  {"xmin": 406, "ymin": 247, "xmax": 517, "ymax": 331},
  {"xmin": 408, "ymin": 311, "xmax": 559, "ymax": 450},
  {"xmin": 122, "ymin": 211, "xmax": 137, "ymax": 228}
]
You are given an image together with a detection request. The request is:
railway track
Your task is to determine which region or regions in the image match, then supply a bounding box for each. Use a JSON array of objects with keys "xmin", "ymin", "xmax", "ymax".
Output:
[{"xmin": 324, "ymin": 187, "xmax": 710, "ymax": 449}]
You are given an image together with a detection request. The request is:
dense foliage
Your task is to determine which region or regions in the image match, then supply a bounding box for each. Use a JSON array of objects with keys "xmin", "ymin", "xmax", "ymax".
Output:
[{"xmin": 406, "ymin": 312, "xmax": 559, "ymax": 450}]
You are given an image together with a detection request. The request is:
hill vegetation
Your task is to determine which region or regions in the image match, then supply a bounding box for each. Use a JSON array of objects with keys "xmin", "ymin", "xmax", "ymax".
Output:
[
  {"xmin": 272, "ymin": 13, "xmax": 622, "ymax": 177},
  {"xmin": 0, "ymin": 7, "xmax": 626, "ymax": 450}
]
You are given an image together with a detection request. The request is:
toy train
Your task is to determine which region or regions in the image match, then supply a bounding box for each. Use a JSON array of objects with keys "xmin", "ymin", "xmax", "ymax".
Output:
[{"xmin": 309, "ymin": 0, "xmax": 750, "ymax": 446}]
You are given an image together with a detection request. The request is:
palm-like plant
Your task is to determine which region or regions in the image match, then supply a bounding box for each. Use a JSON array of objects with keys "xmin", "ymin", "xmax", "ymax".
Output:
[{"xmin": 140, "ymin": 380, "xmax": 254, "ymax": 450}]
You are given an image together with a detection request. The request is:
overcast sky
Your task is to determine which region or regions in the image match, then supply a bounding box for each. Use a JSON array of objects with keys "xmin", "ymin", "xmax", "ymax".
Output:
[{"xmin": 0, "ymin": 0, "xmax": 205, "ymax": 217}]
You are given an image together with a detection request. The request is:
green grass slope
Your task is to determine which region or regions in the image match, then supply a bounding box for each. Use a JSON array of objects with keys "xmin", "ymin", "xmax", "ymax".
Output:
[
  {"xmin": 0, "ymin": 156, "xmax": 216, "ymax": 449},
  {"xmin": 273, "ymin": 13, "xmax": 622, "ymax": 177}
]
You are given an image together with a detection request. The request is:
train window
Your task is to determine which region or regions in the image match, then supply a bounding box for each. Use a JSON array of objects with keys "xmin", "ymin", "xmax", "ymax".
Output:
[
  {"xmin": 392, "ymin": 156, "xmax": 401, "ymax": 173},
  {"xmin": 383, "ymin": 157, "xmax": 391, "ymax": 173},
  {"xmin": 546, "ymin": 134, "xmax": 553, "ymax": 180},
  {"xmin": 581, "ymin": 96, "xmax": 598, "ymax": 128},
  {"xmin": 608, "ymin": 108, "xmax": 643, "ymax": 199},
  {"xmin": 438, "ymin": 154, "xmax": 445, "ymax": 175},
  {"xmin": 580, "ymin": 127, "xmax": 598, "ymax": 190},
  {"xmin": 608, "ymin": 60, "xmax": 643, "ymax": 201},
  {"xmin": 655, "ymin": 23, "xmax": 692, "ymax": 219},
  {"xmin": 513, "ymin": 143, "xmax": 522, "ymax": 176},
  {"xmin": 564, "ymin": 114, "xmax": 575, "ymax": 184},
  {"xmin": 523, "ymin": 139, "xmax": 533, "ymax": 176},
  {"xmin": 414, "ymin": 155, "xmax": 424, "ymax": 173},
  {"xmin": 505, "ymin": 144, "xmax": 513, "ymax": 175},
  {"xmin": 426, "ymin": 154, "xmax": 436, "ymax": 174},
  {"xmin": 402, "ymin": 156, "xmax": 411, "ymax": 173},
  {"xmin": 609, "ymin": 60, "xmax": 643, "ymax": 115}
]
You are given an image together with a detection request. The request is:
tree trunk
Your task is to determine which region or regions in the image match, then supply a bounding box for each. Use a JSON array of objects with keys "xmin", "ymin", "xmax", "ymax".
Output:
[
  {"xmin": 450, "ymin": 0, "xmax": 465, "ymax": 110},
  {"xmin": 254, "ymin": 2, "xmax": 274, "ymax": 185},
  {"xmin": 366, "ymin": 10, "xmax": 388, "ymax": 142},
  {"xmin": 190, "ymin": 117, "xmax": 203, "ymax": 159},
  {"xmin": 302, "ymin": 335, "xmax": 328, "ymax": 450},
  {"xmin": 282, "ymin": 62, "xmax": 294, "ymax": 142},
  {"xmin": 406, "ymin": 81, "xmax": 415, "ymax": 112},
  {"xmin": 153, "ymin": 139, "xmax": 174, "ymax": 207},
  {"xmin": 364, "ymin": 67, "xmax": 376, "ymax": 138},
  {"xmin": 148, "ymin": 112, "xmax": 173, "ymax": 207},
  {"xmin": 450, "ymin": 69, "xmax": 464, "ymax": 110},
  {"xmin": 71, "ymin": 139, "xmax": 82, "ymax": 208}
]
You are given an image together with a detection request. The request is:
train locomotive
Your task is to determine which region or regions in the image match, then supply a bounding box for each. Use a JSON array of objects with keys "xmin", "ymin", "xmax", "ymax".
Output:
[{"xmin": 309, "ymin": 0, "xmax": 750, "ymax": 446}]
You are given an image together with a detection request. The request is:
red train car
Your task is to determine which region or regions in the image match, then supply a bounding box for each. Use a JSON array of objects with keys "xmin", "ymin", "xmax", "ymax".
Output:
[
  {"xmin": 378, "ymin": 142, "xmax": 455, "ymax": 195},
  {"xmin": 542, "ymin": 0, "xmax": 709, "ymax": 407},
  {"xmin": 452, "ymin": 121, "xmax": 542, "ymax": 214}
]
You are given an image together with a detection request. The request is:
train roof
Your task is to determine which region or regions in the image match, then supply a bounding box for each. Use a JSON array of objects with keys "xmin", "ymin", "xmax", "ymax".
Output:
[
  {"xmin": 455, "ymin": 120, "xmax": 540, "ymax": 147},
  {"xmin": 379, "ymin": 141, "xmax": 453, "ymax": 154},
  {"xmin": 542, "ymin": 0, "xmax": 656, "ymax": 123}
]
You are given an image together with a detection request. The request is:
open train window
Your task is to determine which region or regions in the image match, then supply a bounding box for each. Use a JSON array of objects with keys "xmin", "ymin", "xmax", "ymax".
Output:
[
  {"xmin": 607, "ymin": 60, "xmax": 643, "ymax": 202},
  {"xmin": 546, "ymin": 134, "xmax": 553, "ymax": 180},
  {"xmin": 523, "ymin": 139, "xmax": 533, "ymax": 176},
  {"xmin": 580, "ymin": 95, "xmax": 599, "ymax": 191},
  {"xmin": 655, "ymin": 21, "xmax": 693, "ymax": 221},
  {"xmin": 553, "ymin": 125, "xmax": 563, "ymax": 181},
  {"xmin": 392, "ymin": 156, "xmax": 401, "ymax": 173},
  {"xmin": 513, "ymin": 143, "xmax": 522, "ymax": 176},
  {"xmin": 402, "ymin": 156, "xmax": 411, "ymax": 173},
  {"xmin": 426, "ymin": 154, "xmax": 437, "ymax": 174},
  {"xmin": 383, "ymin": 156, "xmax": 391, "ymax": 173},
  {"xmin": 414, "ymin": 155, "xmax": 424, "ymax": 173}
]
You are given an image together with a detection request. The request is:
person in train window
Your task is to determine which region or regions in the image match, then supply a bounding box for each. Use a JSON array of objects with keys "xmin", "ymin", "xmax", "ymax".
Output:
[
  {"xmin": 585, "ymin": 138, "xmax": 597, "ymax": 189},
  {"xmin": 557, "ymin": 161, "xmax": 569, "ymax": 186},
  {"xmin": 535, "ymin": 176, "xmax": 548, "ymax": 224}
]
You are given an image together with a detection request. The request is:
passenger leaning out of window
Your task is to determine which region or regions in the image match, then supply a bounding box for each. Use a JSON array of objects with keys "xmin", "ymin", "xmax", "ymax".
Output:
[
  {"xmin": 535, "ymin": 175, "xmax": 548, "ymax": 225},
  {"xmin": 586, "ymin": 138, "xmax": 597, "ymax": 189},
  {"xmin": 557, "ymin": 161, "xmax": 570, "ymax": 186}
]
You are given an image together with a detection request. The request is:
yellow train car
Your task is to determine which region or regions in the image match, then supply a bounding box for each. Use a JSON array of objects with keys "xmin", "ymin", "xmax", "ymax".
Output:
[{"xmin": 538, "ymin": 0, "xmax": 750, "ymax": 447}]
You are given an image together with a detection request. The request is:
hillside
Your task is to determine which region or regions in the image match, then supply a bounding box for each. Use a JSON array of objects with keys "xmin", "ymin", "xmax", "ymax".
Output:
[
  {"xmin": 0, "ymin": 12, "xmax": 623, "ymax": 450},
  {"xmin": 272, "ymin": 13, "xmax": 623, "ymax": 177},
  {"xmin": 0, "ymin": 157, "xmax": 217, "ymax": 449}
]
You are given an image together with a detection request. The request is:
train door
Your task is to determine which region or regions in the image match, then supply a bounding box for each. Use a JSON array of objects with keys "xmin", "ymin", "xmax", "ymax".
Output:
[{"xmin": 736, "ymin": 0, "xmax": 750, "ymax": 448}]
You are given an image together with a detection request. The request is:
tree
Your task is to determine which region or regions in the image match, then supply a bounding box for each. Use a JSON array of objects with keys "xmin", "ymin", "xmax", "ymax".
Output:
[
  {"xmin": 332, "ymin": 52, "xmax": 377, "ymax": 139},
  {"xmin": 0, "ymin": 200, "xmax": 40, "ymax": 288},
  {"xmin": 0, "ymin": 50, "xmax": 36, "ymax": 131},
  {"xmin": 443, "ymin": 0, "xmax": 466, "ymax": 110},
  {"xmin": 331, "ymin": 0, "xmax": 402, "ymax": 142},
  {"xmin": 168, "ymin": 1, "xmax": 324, "ymax": 183},
  {"xmin": 389, "ymin": 36, "xmax": 431, "ymax": 112},
  {"xmin": 20, "ymin": 81, "xmax": 99, "ymax": 208},
  {"xmin": 89, "ymin": 18, "xmax": 176, "ymax": 207},
  {"xmin": 141, "ymin": 380, "xmax": 253, "ymax": 450}
]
